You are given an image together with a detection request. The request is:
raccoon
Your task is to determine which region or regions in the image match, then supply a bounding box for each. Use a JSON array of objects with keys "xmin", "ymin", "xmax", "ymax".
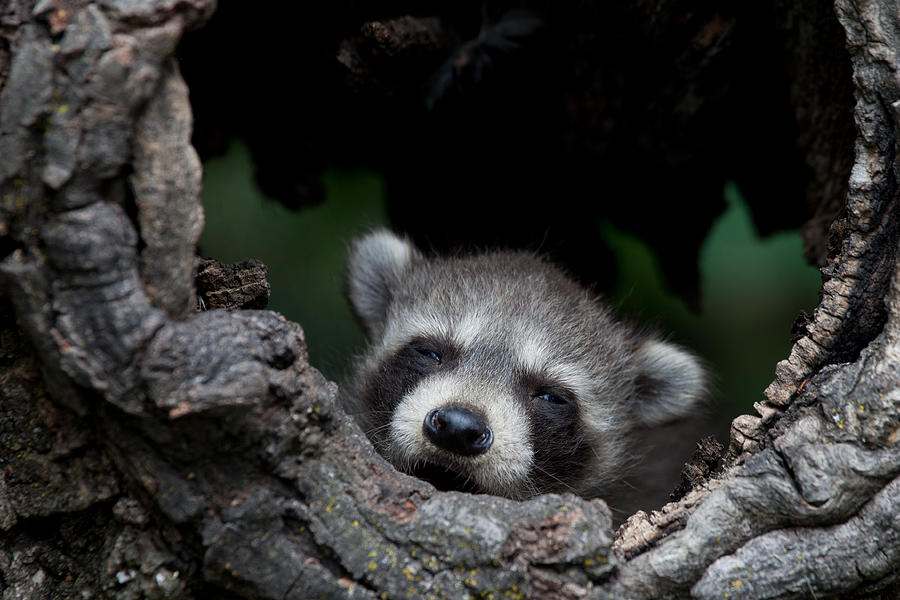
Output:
[{"xmin": 341, "ymin": 229, "xmax": 707, "ymax": 501}]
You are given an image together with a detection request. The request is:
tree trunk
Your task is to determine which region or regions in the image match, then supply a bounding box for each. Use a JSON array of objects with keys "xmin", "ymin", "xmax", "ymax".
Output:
[{"xmin": 1, "ymin": 1, "xmax": 899, "ymax": 599}]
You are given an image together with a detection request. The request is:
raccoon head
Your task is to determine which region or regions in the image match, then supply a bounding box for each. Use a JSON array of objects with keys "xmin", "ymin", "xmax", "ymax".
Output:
[{"xmin": 342, "ymin": 229, "xmax": 707, "ymax": 500}]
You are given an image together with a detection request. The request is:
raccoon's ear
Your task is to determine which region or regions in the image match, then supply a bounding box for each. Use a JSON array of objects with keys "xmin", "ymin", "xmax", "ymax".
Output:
[
  {"xmin": 346, "ymin": 229, "xmax": 422, "ymax": 337},
  {"xmin": 632, "ymin": 339, "xmax": 707, "ymax": 426}
]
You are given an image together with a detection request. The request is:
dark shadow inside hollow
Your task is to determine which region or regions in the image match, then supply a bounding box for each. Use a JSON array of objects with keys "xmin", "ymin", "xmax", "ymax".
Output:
[{"xmin": 177, "ymin": 0, "xmax": 852, "ymax": 294}]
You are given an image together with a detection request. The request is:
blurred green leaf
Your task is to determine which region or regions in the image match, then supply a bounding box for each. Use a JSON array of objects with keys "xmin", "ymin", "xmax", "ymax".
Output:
[
  {"xmin": 601, "ymin": 181, "xmax": 821, "ymax": 425},
  {"xmin": 199, "ymin": 140, "xmax": 388, "ymax": 378}
]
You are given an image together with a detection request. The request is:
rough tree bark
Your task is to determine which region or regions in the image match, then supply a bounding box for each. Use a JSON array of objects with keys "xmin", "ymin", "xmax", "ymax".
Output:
[{"xmin": 1, "ymin": 1, "xmax": 899, "ymax": 599}]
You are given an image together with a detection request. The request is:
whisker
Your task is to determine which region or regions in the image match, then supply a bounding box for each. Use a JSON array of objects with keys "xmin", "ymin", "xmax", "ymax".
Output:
[
  {"xmin": 364, "ymin": 422, "xmax": 394, "ymax": 437},
  {"xmin": 530, "ymin": 463, "xmax": 579, "ymax": 495},
  {"xmin": 617, "ymin": 478, "xmax": 640, "ymax": 492}
]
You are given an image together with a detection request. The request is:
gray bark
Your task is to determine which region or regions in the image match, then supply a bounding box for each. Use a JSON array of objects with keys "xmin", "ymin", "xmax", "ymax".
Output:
[{"xmin": 1, "ymin": 1, "xmax": 899, "ymax": 599}]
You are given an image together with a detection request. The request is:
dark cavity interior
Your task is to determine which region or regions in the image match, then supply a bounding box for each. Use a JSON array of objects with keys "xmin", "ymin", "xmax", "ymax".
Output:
[{"xmin": 412, "ymin": 462, "xmax": 482, "ymax": 494}]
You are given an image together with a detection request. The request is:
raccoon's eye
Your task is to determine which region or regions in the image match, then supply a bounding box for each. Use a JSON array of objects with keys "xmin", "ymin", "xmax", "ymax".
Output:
[
  {"xmin": 414, "ymin": 347, "xmax": 442, "ymax": 364},
  {"xmin": 534, "ymin": 392, "xmax": 571, "ymax": 406}
]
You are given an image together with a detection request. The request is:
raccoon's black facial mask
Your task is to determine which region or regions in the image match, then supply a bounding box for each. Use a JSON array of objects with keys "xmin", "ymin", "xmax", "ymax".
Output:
[{"xmin": 363, "ymin": 337, "xmax": 460, "ymax": 424}]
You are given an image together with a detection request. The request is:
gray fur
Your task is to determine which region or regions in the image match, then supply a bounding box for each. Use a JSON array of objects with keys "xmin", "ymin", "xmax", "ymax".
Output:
[{"xmin": 342, "ymin": 229, "xmax": 707, "ymax": 500}]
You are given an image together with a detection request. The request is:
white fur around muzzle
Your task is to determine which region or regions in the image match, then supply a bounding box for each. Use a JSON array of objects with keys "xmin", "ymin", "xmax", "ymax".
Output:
[{"xmin": 388, "ymin": 373, "xmax": 535, "ymax": 498}]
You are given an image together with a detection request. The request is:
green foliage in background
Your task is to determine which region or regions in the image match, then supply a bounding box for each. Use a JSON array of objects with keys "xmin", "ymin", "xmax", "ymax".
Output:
[
  {"xmin": 199, "ymin": 143, "xmax": 821, "ymax": 430},
  {"xmin": 602, "ymin": 181, "xmax": 821, "ymax": 426},
  {"xmin": 199, "ymin": 140, "xmax": 388, "ymax": 379}
]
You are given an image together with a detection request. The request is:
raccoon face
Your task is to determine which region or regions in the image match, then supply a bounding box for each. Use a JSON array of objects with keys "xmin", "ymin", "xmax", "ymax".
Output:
[{"xmin": 342, "ymin": 229, "xmax": 707, "ymax": 500}]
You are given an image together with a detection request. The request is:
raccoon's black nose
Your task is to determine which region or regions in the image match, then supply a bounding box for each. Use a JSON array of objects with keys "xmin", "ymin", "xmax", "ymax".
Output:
[{"xmin": 423, "ymin": 406, "xmax": 493, "ymax": 456}]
